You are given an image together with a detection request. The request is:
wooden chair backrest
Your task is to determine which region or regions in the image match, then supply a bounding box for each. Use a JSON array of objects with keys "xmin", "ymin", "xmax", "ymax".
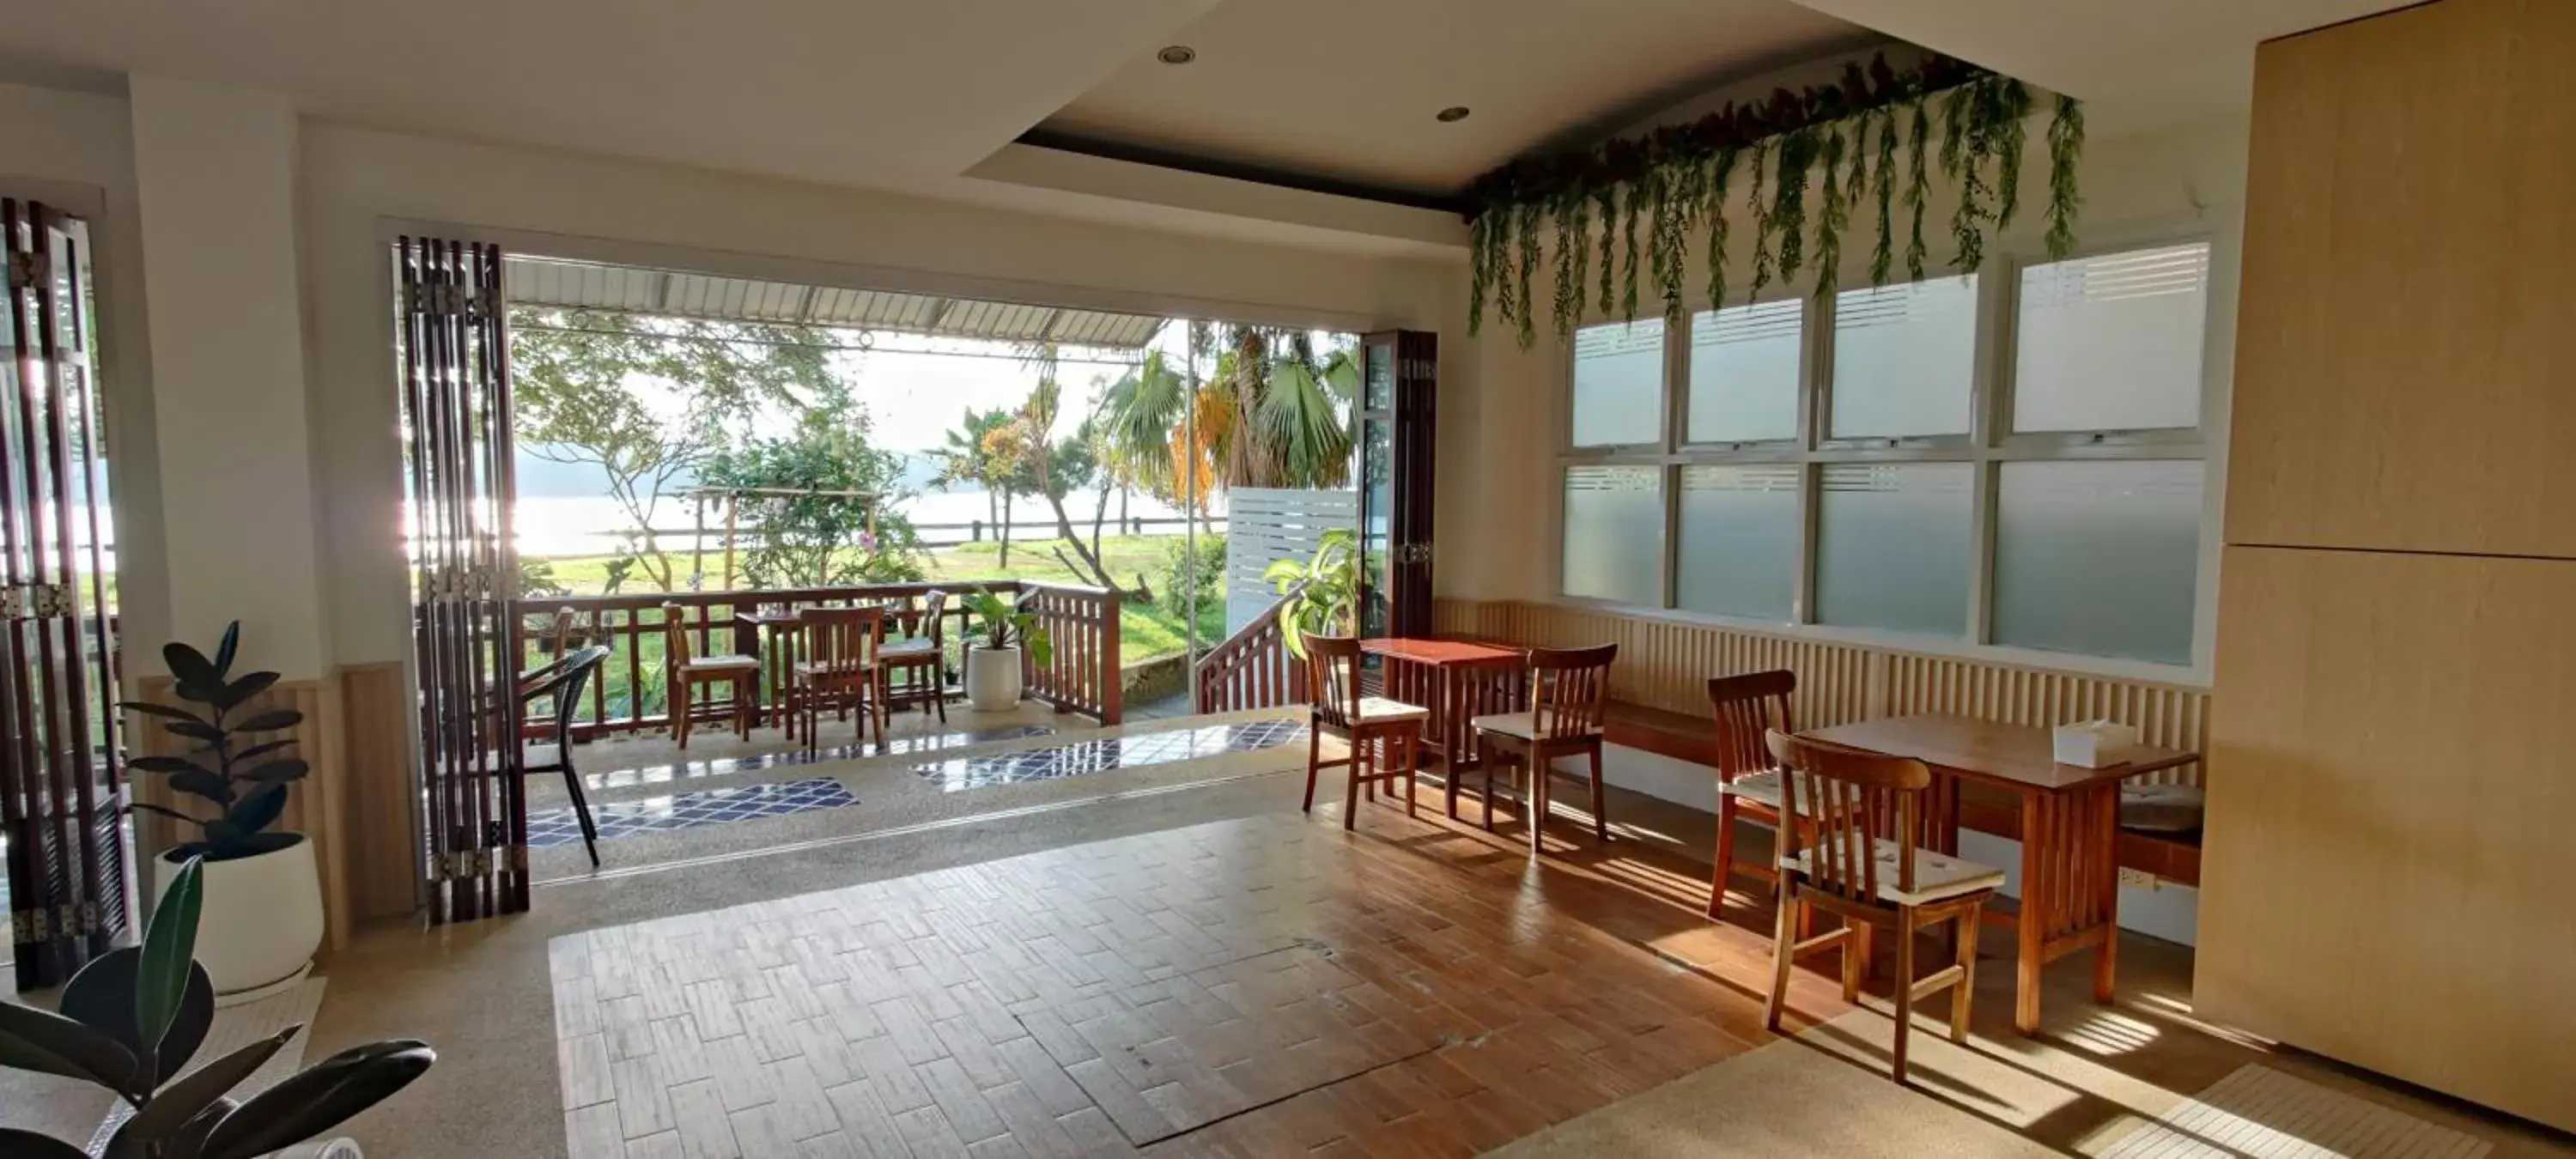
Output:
[
  {"xmin": 914, "ymin": 590, "xmax": 948, "ymax": 645},
  {"xmin": 550, "ymin": 606, "xmax": 579, "ymax": 657},
  {"xmin": 1303, "ymin": 634, "xmax": 1365, "ymax": 730},
  {"xmin": 805, "ymin": 605, "xmax": 886, "ymax": 677},
  {"xmin": 660, "ymin": 603, "xmax": 695, "ymax": 671},
  {"xmin": 1765, "ymin": 730, "xmax": 1931, "ymax": 905},
  {"xmin": 1706, "ymin": 670, "xmax": 1796, "ymax": 785},
  {"xmin": 1527, "ymin": 643, "xmax": 1616, "ymax": 739}
]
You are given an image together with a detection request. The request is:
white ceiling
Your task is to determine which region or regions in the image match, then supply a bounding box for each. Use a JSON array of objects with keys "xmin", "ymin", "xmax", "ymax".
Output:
[
  {"xmin": 0, "ymin": 0, "xmax": 1223, "ymax": 185},
  {"xmin": 1042, "ymin": 0, "xmax": 1877, "ymax": 198}
]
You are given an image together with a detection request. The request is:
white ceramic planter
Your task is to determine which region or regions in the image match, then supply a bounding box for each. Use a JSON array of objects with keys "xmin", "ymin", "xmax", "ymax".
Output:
[
  {"xmin": 964, "ymin": 646, "xmax": 1024, "ymax": 711},
  {"xmin": 152, "ymin": 834, "xmax": 324, "ymax": 1004}
]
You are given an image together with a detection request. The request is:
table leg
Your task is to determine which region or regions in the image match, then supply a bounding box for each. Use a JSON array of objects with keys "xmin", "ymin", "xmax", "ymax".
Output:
[
  {"xmin": 2087, "ymin": 783, "xmax": 2121, "ymax": 1004},
  {"xmin": 1527, "ymin": 748, "xmax": 1548, "ymax": 859},
  {"xmin": 2015, "ymin": 790, "xmax": 2047, "ymax": 1035}
]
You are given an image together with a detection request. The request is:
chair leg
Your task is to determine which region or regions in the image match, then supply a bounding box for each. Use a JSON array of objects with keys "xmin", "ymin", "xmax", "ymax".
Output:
[
  {"xmin": 1445, "ymin": 736, "xmax": 1462, "ymax": 822},
  {"xmin": 560, "ymin": 763, "xmax": 600, "ymax": 868},
  {"xmin": 1840, "ymin": 914, "xmax": 1865, "ymax": 1005},
  {"xmin": 1588, "ymin": 744, "xmax": 1608, "ymax": 842},
  {"xmin": 1764, "ymin": 883, "xmax": 1798, "ymax": 1034},
  {"xmin": 1364, "ymin": 736, "xmax": 1377, "ymax": 804},
  {"xmin": 933, "ymin": 668, "xmax": 948, "ymax": 724},
  {"xmin": 1952, "ymin": 901, "xmax": 1984, "ymax": 1044},
  {"xmin": 1481, "ymin": 754, "xmax": 1497, "ymax": 832},
  {"xmin": 1344, "ymin": 731, "xmax": 1367, "ymax": 831},
  {"xmin": 1710, "ymin": 794, "xmax": 1740, "ymax": 920},
  {"xmin": 673, "ymin": 680, "xmax": 691, "ymax": 749},
  {"xmin": 1527, "ymin": 754, "xmax": 1547, "ymax": 859},
  {"xmin": 1403, "ymin": 731, "xmax": 1419, "ymax": 820},
  {"xmin": 735, "ymin": 679, "xmax": 751, "ymax": 738},
  {"xmin": 1893, "ymin": 907, "xmax": 1918, "ymax": 1083},
  {"xmin": 1302, "ymin": 722, "xmax": 1321, "ymax": 813},
  {"xmin": 872, "ymin": 674, "xmax": 890, "ymax": 751}
]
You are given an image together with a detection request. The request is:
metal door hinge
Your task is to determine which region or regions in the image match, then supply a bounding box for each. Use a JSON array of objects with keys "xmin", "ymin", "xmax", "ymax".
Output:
[
  {"xmin": 7, "ymin": 252, "xmax": 51, "ymax": 291},
  {"xmin": 0, "ymin": 582, "xmax": 71, "ymax": 619}
]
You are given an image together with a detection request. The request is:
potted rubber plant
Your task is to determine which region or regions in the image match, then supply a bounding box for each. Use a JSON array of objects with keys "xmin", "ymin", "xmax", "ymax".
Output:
[
  {"xmin": 1263, "ymin": 527, "xmax": 1361, "ymax": 658},
  {"xmin": 0, "ymin": 857, "xmax": 435, "ymax": 1157},
  {"xmin": 958, "ymin": 586, "xmax": 1054, "ymax": 711},
  {"xmin": 121, "ymin": 622, "xmax": 324, "ymax": 1001}
]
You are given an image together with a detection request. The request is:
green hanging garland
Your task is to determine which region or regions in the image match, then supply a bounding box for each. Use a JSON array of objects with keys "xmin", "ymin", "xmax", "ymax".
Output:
[{"xmin": 1462, "ymin": 52, "xmax": 2086, "ymax": 340}]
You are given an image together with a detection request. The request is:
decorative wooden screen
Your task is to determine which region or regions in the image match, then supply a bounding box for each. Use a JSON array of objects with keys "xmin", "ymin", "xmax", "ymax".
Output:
[
  {"xmin": 1, "ymin": 200, "xmax": 126, "ymax": 988},
  {"xmin": 397, "ymin": 237, "xmax": 526, "ymax": 922},
  {"xmin": 1358, "ymin": 331, "xmax": 1437, "ymax": 638}
]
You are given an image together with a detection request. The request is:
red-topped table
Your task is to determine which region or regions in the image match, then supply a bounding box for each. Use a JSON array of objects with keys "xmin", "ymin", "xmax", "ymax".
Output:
[{"xmin": 1358, "ymin": 639, "xmax": 1526, "ymax": 812}]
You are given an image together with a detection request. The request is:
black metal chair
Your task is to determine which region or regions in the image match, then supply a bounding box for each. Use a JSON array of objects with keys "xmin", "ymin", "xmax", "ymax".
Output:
[{"xmin": 523, "ymin": 645, "xmax": 611, "ymax": 865}]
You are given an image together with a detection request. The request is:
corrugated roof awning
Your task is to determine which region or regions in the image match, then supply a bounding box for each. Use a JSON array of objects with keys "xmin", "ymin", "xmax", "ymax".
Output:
[{"xmin": 502, "ymin": 255, "xmax": 1168, "ymax": 349}]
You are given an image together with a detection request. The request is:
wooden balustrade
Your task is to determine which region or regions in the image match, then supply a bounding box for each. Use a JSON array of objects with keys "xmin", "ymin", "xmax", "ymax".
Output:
[
  {"xmin": 1193, "ymin": 591, "xmax": 1306, "ymax": 714},
  {"xmin": 516, "ymin": 580, "xmax": 1123, "ymax": 737},
  {"xmin": 1015, "ymin": 584, "xmax": 1121, "ymax": 725}
]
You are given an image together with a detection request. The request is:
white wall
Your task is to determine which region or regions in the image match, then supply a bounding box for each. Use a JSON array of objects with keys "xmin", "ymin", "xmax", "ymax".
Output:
[
  {"xmin": 292, "ymin": 120, "xmax": 1462, "ymax": 668},
  {"xmin": 0, "ymin": 81, "xmax": 170, "ymax": 683}
]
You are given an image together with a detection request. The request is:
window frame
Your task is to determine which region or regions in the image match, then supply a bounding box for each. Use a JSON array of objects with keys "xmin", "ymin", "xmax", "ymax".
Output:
[{"xmin": 1551, "ymin": 230, "xmax": 2219, "ymax": 682}]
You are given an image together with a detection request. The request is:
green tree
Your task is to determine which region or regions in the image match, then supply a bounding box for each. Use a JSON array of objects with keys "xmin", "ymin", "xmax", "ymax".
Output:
[
  {"xmin": 511, "ymin": 307, "xmax": 838, "ymax": 591},
  {"xmin": 1098, "ymin": 329, "xmax": 1358, "ymax": 533},
  {"xmin": 931, "ymin": 405, "xmax": 1020, "ymax": 565},
  {"xmin": 698, "ymin": 391, "xmax": 927, "ymax": 588}
]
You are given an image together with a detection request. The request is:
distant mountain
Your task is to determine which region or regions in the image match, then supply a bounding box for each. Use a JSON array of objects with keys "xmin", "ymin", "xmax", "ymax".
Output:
[{"xmin": 517, "ymin": 445, "xmax": 957, "ymax": 500}]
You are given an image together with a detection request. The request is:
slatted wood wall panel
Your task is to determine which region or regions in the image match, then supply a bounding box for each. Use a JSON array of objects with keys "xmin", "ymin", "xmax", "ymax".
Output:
[
  {"xmin": 337, "ymin": 661, "xmax": 417, "ymax": 921},
  {"xmin": 1437, "ymin": 599, "xmax": 2209, "ymax": 787}
]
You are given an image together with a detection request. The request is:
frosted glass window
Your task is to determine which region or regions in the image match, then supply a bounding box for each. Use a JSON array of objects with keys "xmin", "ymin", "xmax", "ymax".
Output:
[
  {"xmin": 1686, "ymin": 300, "xmax": 1801, "ymax": 443},
  {"xmin": 1993, "ymin": 460, "xmax": 2202, "ymax": 664},
  {"xmin": 1562, "ymin": 466, "xmax": 1664, "ymax": 605},
  {"xmin": 1677, "ymin": 465, "xmax": 1800, "ymax": 620},
  {"xmin": 1815, "ymin": 463, "xmax": 1973, "ymax": 635},
  {"xmin": 1830, "ymin": 276, "xmax": 1978, "ymax": 438},
  {"xmin": 1571, "ymin": 320, "xmax": 1666, "ymax": 446},
  {"xmin": 2014, "ymin": 244, "xmax": 2208, "ymax": 433}
]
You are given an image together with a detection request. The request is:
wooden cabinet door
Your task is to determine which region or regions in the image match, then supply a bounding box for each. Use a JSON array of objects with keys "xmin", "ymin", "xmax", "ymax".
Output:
[
  {"xmin": 2227, "ymin": 0, "xmax": 2576, "ymax": 557},
  {"xmin": 2201, "ymin": 544, "xmax": 2576, "ymax": 1131}
]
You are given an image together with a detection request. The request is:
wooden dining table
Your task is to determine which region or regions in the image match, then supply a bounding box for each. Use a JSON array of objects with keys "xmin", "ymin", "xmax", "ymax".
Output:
[
  {"xmin": 732, "ymin": 609, "xmax": 806, "ymax": 732},
  {"xmin": 1796, "ymin": 713, "xmax": 2197, "ymax": 1035},
  {"xmin": 1358, "ymin": 638, "xmax": 1526, "ymax": 814}
]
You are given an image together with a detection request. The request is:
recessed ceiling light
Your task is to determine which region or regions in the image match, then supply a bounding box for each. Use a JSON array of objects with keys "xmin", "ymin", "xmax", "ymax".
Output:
[
  {"xmin": 1157, "ymin": 45, "xmax": 1197, "ymax": 65},
  {"xmin": 1437, "ymin": 106, "xmax": 1471, "ymax": 123}
]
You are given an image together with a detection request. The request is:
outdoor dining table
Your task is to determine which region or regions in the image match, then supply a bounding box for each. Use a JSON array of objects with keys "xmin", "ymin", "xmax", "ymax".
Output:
[
  {"xmin": 732, "ymin": 608, "xmax": 806, "ymax": 733},
  {"xmin": 1795, "ymin": 713, "xmax": 2197, "ymax": 1035},
  {"xmin": 1358, "ymin": 638, "xmax": 1527, "ymax": 814}
]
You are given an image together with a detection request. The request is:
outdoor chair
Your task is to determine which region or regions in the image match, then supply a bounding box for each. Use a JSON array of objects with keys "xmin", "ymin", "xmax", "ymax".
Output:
[
  {"xmin": 523, "ymin": 646, "xmax": 611, "ymax": 865},
  {"xmin": 662, "ymin": 603, "xmax": 760, "ymax": 749},
  {"xmin": 1301, "ymin": 634, "xmax": 1427, "ymax": 830}
]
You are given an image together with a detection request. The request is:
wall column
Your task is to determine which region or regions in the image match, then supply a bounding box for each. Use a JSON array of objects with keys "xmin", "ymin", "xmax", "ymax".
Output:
[{"xmin": 126, "ymin": 76, "xmax": 356, "ymax": 941}]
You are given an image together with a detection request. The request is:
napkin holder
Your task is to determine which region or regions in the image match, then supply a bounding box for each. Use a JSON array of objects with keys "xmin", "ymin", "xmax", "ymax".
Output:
[{"xmin": 2052, "ymin": 719, "xmax": 2139, "ymax": 768}]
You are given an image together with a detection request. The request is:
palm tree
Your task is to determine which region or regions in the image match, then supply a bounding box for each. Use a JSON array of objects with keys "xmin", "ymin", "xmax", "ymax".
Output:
[
  {"xmin": 931, "ymin": 405, "xmax": 1018, "ymax": 563},
  {"xmin": 1101, "ymin": 329, "xmax": 1358, "ymax": 515}
]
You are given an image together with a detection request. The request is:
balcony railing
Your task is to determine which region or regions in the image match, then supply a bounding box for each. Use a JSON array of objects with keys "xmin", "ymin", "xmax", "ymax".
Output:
[
  {"xmin": 518, "ymin": 579, "xmax": 1121, "ymax": 738},
  {"xmin": 1193, "ymin": 588, "xmax": 1306, "ymax": 714}
]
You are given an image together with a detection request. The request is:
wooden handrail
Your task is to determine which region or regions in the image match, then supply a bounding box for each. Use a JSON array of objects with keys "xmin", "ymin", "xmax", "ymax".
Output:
[
  {"xmin": 1193, "ymin": 586, "xmax": 1308, "ymax": 714},
  {"xmin": 517, "ymin": 579, "xmax": 1124, "ymax": 736}
]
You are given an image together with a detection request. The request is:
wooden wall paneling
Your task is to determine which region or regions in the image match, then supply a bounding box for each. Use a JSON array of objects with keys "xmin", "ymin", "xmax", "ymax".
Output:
[
  {"xmin": 131, "ymin": 675, "xmax": 355, "ymax": 952},
  {"xmin": 337, "ymin": 661, "xmax": 418, "ymax": 921},
  {"xmin": 2199, "ymin": 545, "xmax": 2576, "ymax": 1132},
  {"xmin": 1433, "ymin": 598, "xmax": 2208, "ymax": 790},
  {"xmin": 2227, "ymin": 0, "xmax": 2576, "ymax": 557}
]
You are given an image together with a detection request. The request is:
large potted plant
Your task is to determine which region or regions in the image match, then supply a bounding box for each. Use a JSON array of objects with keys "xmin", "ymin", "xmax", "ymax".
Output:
[
  {"xmin": 122, "ymin": 622, "xmax": 324, "ymax": 1003},
  {"xmin": 958, "ymin": 587, "xmax": 1054, "ymax": 711},
  {"xmin": 0, "ymin": 857, "xmax": 434, "ymax": 1157},
  {"xmin": 1264, "ymin": 527, "xmax": 1361, "ymax": 658}
]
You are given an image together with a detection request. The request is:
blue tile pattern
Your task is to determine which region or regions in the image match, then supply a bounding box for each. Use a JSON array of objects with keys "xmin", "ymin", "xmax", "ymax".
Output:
[
  {"xmin": 915, "ymin": 719, "xmax": 1309, "ymax": 792},
  {"xmin": 528, "ymin": 777, "xmax": 855, "ymax": 848},
  {"xmin": 582, "ymin": 724, "xmax": 1056, "ymax": 790}
]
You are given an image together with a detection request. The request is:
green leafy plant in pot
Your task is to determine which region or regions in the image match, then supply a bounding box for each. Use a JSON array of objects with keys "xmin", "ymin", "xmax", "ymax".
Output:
[
  {"xmin": 959, "ymin": 586, "xmax": 1054, "ymax": 712},
  {"xmin": 119, "ymin": 622, "xmax": 326, "ymax": 998},
  {"xmin": 1263, "ymin": 527, "xmax": 1361, "ymax": 658},
  {"xmin": 0, "ymin": 856, "xmax": 435, "ymax": 1158}
]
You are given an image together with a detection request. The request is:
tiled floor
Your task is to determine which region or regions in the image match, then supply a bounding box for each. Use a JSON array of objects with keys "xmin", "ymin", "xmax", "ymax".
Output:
[
  {"xmin": 547, "ymin": 804, "xmax": 1826, "ymax": 1158},
  {"xmin": 578, "ymin": 724, "xmax": 1059, "ymax": 791},
  {"xmin": 529, "ymin": 778, "xmax": 859, "ymax": 849},
  {"xmin": 912, "ymin": 719, "xmax": 1308, "ymax": 792}
]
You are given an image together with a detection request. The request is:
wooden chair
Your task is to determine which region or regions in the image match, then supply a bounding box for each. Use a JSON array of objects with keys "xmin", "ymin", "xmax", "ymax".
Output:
[
  {"xmin": 880, "ymin": 590, "xmax": 949, "ymax": 725},
  {"xmin": 523, "ymin": 646, "xmax": 611, "ymax": 865},
  {"xmin": 1301, "ymin": 634, "xmax": 1428, "ymax": 830},
  {"xmin": 1707, "ymin": 670, "xmax": 1801, "ymax": 920},
  {"xmin": 1469, "ymin": 643, "xmax": 1617, "ymax": 857},
  {"xmin": 662, "ymin": 603, "xmax": 759, "ymax": 749},
  {"xmin": 794, "ymin": 605, "xmax": 889, "ymax": 755},
  {"xmin": 547, "ymin": 605, "xmax": 580, "ymax": 658},
  {"xmin": 1762, "ymin": 730, "xmax": 2002, "ymax": 1082}
]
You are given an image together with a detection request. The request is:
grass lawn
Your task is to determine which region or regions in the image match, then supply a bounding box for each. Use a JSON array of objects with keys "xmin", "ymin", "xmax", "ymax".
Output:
[{"xmin": 526, "ymin": 532, "xmax": 1235, "ymax": 664}]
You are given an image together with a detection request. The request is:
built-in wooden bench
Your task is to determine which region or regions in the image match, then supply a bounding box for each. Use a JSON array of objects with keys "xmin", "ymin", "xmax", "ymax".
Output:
[{"xmin": 1601, "ymin": 698, "xmax": 2202, "ymax": 887}]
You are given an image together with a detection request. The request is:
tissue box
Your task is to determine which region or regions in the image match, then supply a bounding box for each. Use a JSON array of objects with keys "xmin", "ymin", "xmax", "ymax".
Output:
[{"xmin": 2053, "ymin": 720, "xmax": 2139, "ymax": 768}]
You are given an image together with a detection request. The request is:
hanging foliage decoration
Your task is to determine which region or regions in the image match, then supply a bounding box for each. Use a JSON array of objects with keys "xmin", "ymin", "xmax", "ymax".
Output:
[{"xmin": 1464, "ymin": 53, "xmax": 2085, "ymax": 349}]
